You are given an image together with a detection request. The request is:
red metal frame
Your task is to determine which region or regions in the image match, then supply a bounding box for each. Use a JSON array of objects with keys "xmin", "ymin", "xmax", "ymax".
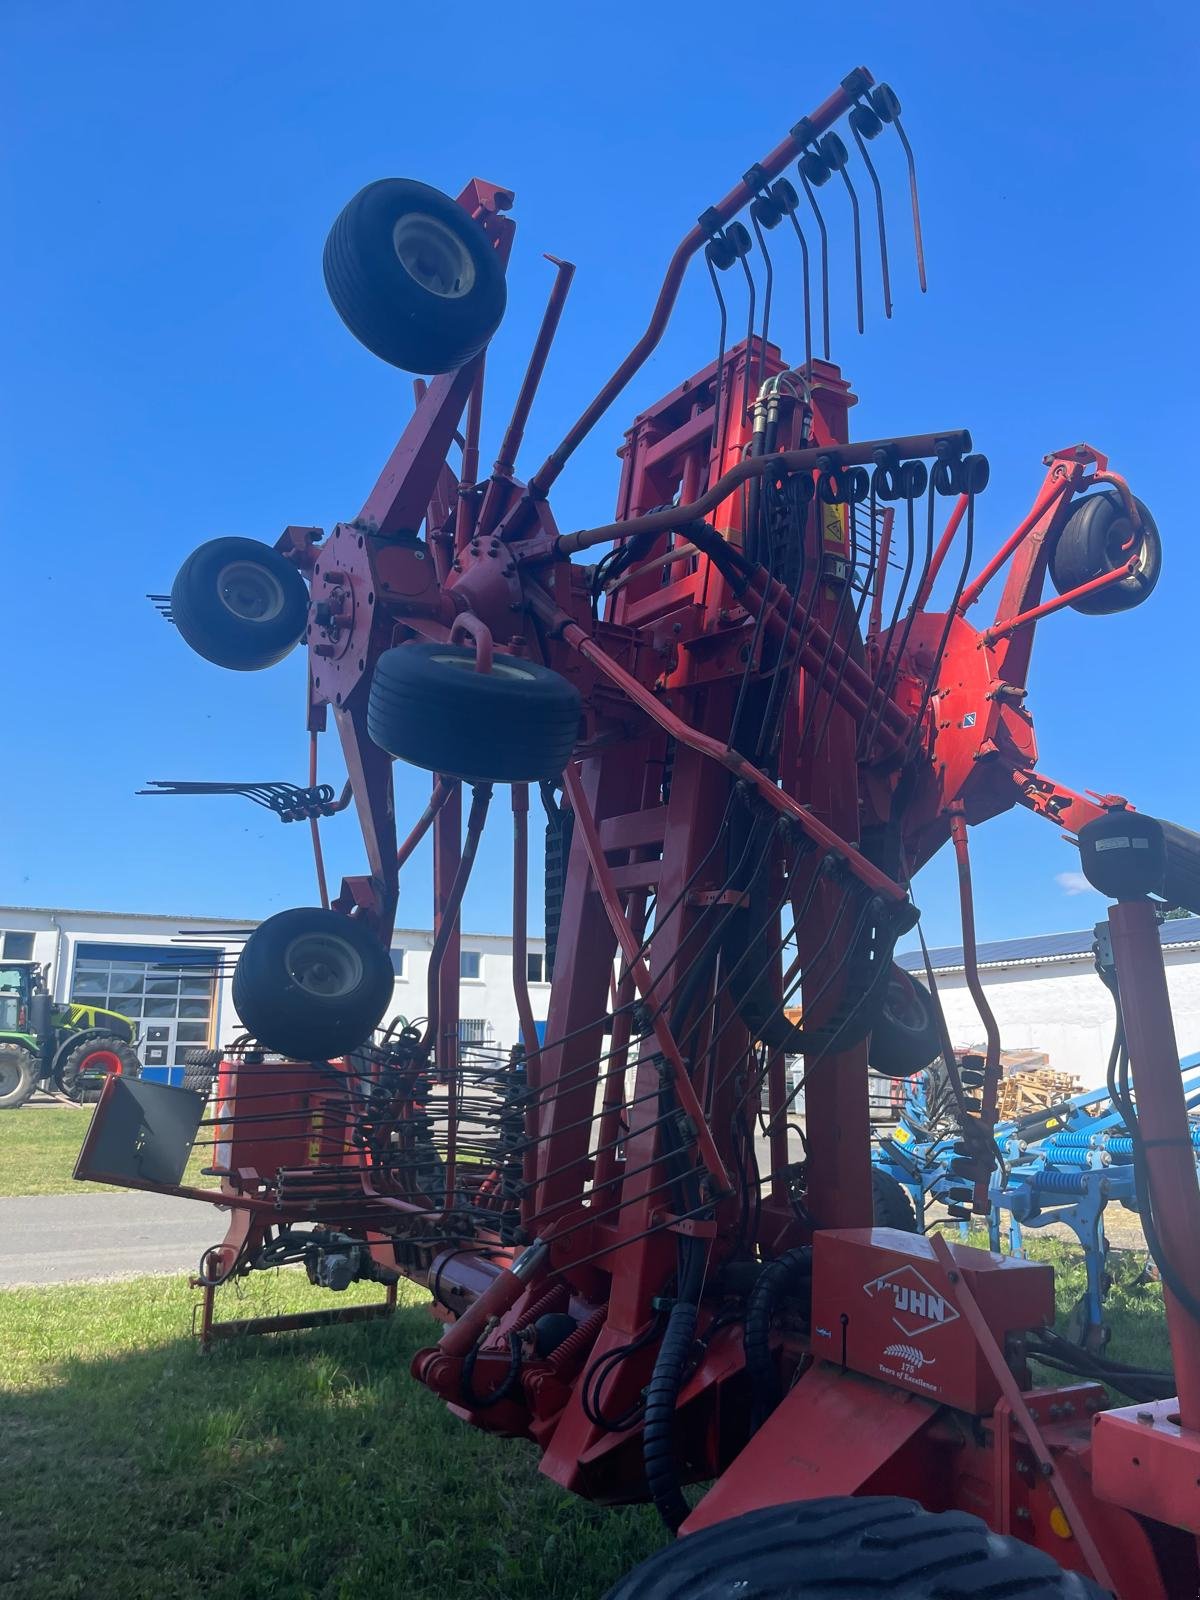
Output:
[{"xmin": 86, "ymin": 72, "xmax": 1199, "ymax": 1596}]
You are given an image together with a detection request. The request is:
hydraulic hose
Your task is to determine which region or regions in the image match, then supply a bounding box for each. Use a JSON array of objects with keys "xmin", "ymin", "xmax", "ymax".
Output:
[
  {"xmin": 743, "ymin": 1247, "xmax": 812, "ymax": 1432},
  {"xmin": 642, "ymin": 1297, "xmax": 699, "ymax": 1532}
]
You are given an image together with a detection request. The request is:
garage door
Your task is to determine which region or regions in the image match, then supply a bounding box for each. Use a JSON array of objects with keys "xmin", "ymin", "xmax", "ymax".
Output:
[{"xmin": 71, "ymin": 942, "xmax": 220, "ymax": 1085}]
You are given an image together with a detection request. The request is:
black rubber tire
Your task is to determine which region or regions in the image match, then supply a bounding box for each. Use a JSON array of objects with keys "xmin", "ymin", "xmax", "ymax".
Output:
[
  {"xmin": 0, "ymin": 1044, "xmax": 39, "ymax": 1110},
  {"xmin": 170, "ymin": 537, "xmax": 310, "ymax": 671},
  {"xmin": 368, "ymin": 643, "xmax": 581, "ymax": 783},
  {"xmin": 182, "ymin": 1048, "xmax": 221, "ymax": 1095},
  {"xmin": 1049, "ymin": 490, "xmax": 1161, "ymax": 616},
  {"xmin": 604, "ymin": 1495, "xmax": 1106, "ymax": 1598},
  {"xmin": 1156, "ymin": 817, "xmax": 1200, "ymax": 917},
  {"xmin": 57, "ymin": 1035, "xmax": 142, "ymax": 1101},
  {"xmin": 869, "ymin": 968, "xmax": 942, "ymax": 1079},
  {"xmin": 871, "ymin": 1167, "xmax": 918, "ymax": 1232},
  {"xmin": 232, "ymin": 907, "xmax": 395, "ymax": 1061},
  {"xmin": 323, "ymin": 178, "xmax": 507, "ymax": 373}
]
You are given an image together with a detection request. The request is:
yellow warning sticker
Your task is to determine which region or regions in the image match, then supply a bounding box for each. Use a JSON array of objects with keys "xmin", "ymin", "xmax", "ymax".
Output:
[{"xmin": 822, "ymin": 501, "xmax": 847, "ymax": 547}]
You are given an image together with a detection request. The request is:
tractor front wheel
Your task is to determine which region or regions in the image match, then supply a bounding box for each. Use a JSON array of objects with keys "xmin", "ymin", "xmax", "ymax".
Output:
[
  {"xmin": 605, "ymin": 1496, "xmax": 1105, "ymax": 1598},
  {"xmin": 232, "ymin": 907, "xmax": 395, "ymax": 1061},
  {"xmin": 170, "ymin": 536, "xmax": 310, "ymax": 671},
  {"xmin": 57, "ymin": 1036, "xmax": 141, "ymax": 1102},
  {"xmin": 0, "ymin": 1044, "xmax": 39, "ymax": 1110}
]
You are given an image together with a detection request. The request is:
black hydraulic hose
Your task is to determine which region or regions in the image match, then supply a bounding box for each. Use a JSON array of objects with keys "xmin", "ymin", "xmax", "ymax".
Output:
[
  {"xmin": 461, "ymin": 1330, "xmax": 523, "ymax": 1410},
  {"xmin": 642, "ymin": 1297, "xmax": 700, "ymax": 1532},
  {"xmin": 743, "ymin": 1247, "xmax": 812, "ymax": 1432}
]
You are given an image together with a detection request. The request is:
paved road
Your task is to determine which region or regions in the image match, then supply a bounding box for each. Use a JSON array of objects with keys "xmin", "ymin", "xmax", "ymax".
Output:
[{"xmin": 0, "ymin": 1190, "xmax": 223, "ymax": 1287}]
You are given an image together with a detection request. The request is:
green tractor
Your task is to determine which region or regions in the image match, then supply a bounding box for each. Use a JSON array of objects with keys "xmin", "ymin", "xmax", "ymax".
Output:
[{"xmin": 0, "ymin": 961, "xmax": 141, "ymax": 1110}]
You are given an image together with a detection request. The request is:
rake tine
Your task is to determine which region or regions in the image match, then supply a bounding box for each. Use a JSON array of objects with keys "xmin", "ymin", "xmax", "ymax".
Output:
[
  {"xmin": 768, "ymin": 180, "xmax": 812, "ymax": 373},
  {"xmin": 820, "ymin": 132, "xmax": 864, "ymax": 336},
  {"xmin": 795, "ymin": 164, "xmax": 831, "ymax": 360},
  {"xmin": 849, "ymin": 103, "xmax": 893, "ymax": 319},
  {"xmin": 704, "ymin": 242, "xmax": 730, "ymax": 473},
  {"xmin": 748, "ymin": 201, "xmax": 775, "ymax": 395},
  {"xmin": 872, "ymin": 83, "xmax": 926, "ymax": 293}
]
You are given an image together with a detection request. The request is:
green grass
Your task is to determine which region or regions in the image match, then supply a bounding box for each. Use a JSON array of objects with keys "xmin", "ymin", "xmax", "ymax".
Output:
[
  {"xmin": 0, "ymin": 1272, "xmax": 665, "ymax": 1600},
  {"xmin": 0, "ymin": 1105, "xmax": 208, "ymax": 1197}
]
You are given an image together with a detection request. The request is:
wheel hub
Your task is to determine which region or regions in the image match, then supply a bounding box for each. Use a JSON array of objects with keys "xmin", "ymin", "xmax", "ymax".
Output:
[
  {"xmin": 392, "ymin": 213, "xmax": 475, "ymax": 299},
  {"xmin": 217, "ymin": 561, "xmax": 286, "ymax": 623},
  {"xmin": 285, "ymin": 934, "xmax": 363, "ymax": 999}
]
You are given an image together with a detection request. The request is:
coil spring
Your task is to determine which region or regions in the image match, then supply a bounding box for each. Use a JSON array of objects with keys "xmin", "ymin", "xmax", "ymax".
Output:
[{"xmin": 547, "ymin": 1306, "xmax": 607, "ymax": 1376}]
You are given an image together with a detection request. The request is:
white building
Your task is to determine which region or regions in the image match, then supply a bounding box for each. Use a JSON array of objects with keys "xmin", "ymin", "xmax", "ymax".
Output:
[
  {"xmin": 897, "ymin": 917, "xmax": 1200, "ymax": 1089},
  {"xmin": 0, "ymin": 904, "xmax": 549, "ymax": 1085}
]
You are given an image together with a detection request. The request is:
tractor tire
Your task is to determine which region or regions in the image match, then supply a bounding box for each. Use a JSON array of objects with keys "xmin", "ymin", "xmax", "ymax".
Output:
[
  {"xmin": 182, "ymin": 1048, "xmax": 221, "ymax": 1096},
  {"xmin": 1049, "ymin": 489, "xmax": 1161, "ymax": 616},
  {"xmin": 232, "ymin": 907, "xmax": 395, "ymax": 1061},
  {"xmin": 57, "ymin": 1035, "xmax": 141, "ymax": 1102},
  {"xmin": 869, "ymin": 968, "xmax": 942, "ymax": 1079},
  {"xmin": 604, "ymin": 1496, "xmax": 1106, "ymax": 1598},
  {"xmin": 368, "ymin": 643, "xmax": 581, "ymax": 784},
  {"xmin": 0, "ymin": 1044, "xmax": 39, "ymax": 1110},
  {"xmin": 170, "ymin": 536, "xmax": 310, "ymax": 671},
  {"xmin": 323, "ymin": 178, "xmax": 507, "ymax": 373},
  {"xmin": 871, "ymin": 1168, "xmax": 918, "ymax": 1232}
]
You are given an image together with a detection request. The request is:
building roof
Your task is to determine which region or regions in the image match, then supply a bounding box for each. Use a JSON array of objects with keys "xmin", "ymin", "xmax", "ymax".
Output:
[
  {"xmin": 898, "ymin": 915, "xmax": 1200, "ymax": 976},
  {"xmin": 0, "ymin": 904, "xmax": 541, "ymax": 945}
]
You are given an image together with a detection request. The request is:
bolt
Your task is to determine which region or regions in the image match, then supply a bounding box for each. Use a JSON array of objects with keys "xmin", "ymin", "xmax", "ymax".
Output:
[
  {"xmin": 1015, "ymin": 1507, "xmax": 1032, "ymax": 1522},
  {"xmin": 1136, "ymin": 1410, "xmax": 1155, "ymax": 1425}
]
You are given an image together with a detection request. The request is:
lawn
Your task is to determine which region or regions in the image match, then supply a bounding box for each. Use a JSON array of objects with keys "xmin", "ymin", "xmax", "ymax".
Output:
[
  {"xmin": 0, "ymin": 1105, "xmax": 208, "ymax": 1197},
  {"xmin": 0, "ymin": 1272, "xmax": 665, "ymax": 1600},
  {"xmin": 0, "ymin": 1241, "xmax": 1174, "ymax": 1600},
  {"xmin": 0, "ymin": 1105, "xmax": 1174, "ymax": 1598}
]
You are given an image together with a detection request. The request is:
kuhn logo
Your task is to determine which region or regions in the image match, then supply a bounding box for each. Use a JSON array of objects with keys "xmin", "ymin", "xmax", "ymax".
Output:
[{"xmin": 863, "ymin": 1264, "xmax": 960, "ymax": 1339}]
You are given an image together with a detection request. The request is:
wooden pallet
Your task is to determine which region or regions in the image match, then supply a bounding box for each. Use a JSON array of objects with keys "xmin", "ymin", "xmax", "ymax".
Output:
[{"xmin": 995, "ymin": 1065, "xmax": 1081, "ymax": 1122}]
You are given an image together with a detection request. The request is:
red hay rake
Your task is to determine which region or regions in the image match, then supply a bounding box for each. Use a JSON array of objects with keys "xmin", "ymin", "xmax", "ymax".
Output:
[{"xmin": 85, "ymin": 66, "xmax": 1200, "ymax": 1598}]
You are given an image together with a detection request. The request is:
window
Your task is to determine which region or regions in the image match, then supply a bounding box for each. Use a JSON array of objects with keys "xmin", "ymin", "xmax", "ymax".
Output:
[
  {"xmin": 526, "ymin": 952, "xmax": 546, "ymax": 984},
  {"xmin": 458, "ymin": 1018, "xmax": 491, "ymax": 1045},
  {"xmin": 71, "ymin": 943, "xmax": 218, "ymax": 1086},
  {"xmin": 460, "ymin": 950, "xmax": 481, "ymax": 980},
  {"xmin": 390, "ymin": 948, "xmax": 406, "ymax": 978},
  {"xmin": 1, "ymin": 931, "xmax": 34, "ymax": 960}
]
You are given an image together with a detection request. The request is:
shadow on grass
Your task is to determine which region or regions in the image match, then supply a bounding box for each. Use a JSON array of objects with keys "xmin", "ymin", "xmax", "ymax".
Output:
[{"xmin": 0, "ymin": 1281, "xmax": 663, "ymax": 1600}]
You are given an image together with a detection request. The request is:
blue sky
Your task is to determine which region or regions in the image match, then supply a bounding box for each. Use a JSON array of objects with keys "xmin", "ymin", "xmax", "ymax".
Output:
[{"xmin": 2, "ymin": 0, "xmax": 1196, "ymax": 946}]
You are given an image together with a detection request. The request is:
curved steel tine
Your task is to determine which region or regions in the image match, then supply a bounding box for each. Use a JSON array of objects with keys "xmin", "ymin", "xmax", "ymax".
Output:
[
  {"xmin": 705, "ymin": 244, "xmax": 730, "ymax": 476},
  {"xmin": 782, "ymin": 204, "xmax": 813, "ymax": 372},
  {"xmin": 749, "ymin": 203, "xmax": 775, "ymax": 392},
  {"xmin": 894, "ymin": 113, "xmax": 927, "ymax": 293},
  {"xmin": 797, "ymin": 170, "xmax": 831, "ymax": 361},
  {"xmin": 838, "ymin": 165, "xmax": 865, "ymax": 334},
  {"xmin": 736, "ymin": 247, "xmax": 757, "ymax": 420},
  {"xmin": 849, "ymin": 119, "xmax": 893, "ymax": 319},
  {"xmin": 821, "ymin": 135, "xmax": 864, "ymax": 336},
  {"xmin": 872, "ymin": 85, "xmax": 927, "ymax": 293}
]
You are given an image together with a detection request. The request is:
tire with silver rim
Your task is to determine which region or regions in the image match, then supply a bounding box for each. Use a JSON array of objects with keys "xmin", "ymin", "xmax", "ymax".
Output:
[
  {"xmin": 232, "ymin": 907, "xmax": 395, "ymax": 1061},
  {"xmin": 170, "ymin": 536, "xmax": 310, "ymax": 671},
  {"xmin": 322, "ymin": 178, "xmax": 507, "ymax": 373},
  {"xmin": 368, "ymin": 642, "xmax": 582, "ymax": 783},
  {"xmin": 1049, "ymin": 490, "xmax": 1161, "ymax": 616},
  {"xmin": 0, "ymin": 1043, "xmax": 38, "ymax": 1110}
]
